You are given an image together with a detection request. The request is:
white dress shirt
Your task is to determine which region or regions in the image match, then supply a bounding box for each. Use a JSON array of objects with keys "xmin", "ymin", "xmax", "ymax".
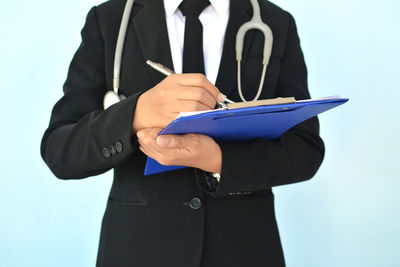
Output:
[{"xmin": 163, "ymin": 0, "xmax": 230, "ymax": 84}]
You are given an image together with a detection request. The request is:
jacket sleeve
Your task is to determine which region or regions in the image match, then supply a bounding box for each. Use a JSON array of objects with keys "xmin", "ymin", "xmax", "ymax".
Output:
[
  {"xmin": 41, "ymin": 7, "xmax": 143, "ymax": 179},
  {"xmin": 195, "ymin": 13, "xmax": 325, "ymax": 197}
]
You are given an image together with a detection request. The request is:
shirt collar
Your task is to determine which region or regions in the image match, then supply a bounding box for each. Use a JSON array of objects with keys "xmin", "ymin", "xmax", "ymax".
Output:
[
  {"xmin": 164, "ymin": 0, "xmax": 230, "ymax": 18},
  {"xmin": 210, "ymin": 0, "xmax": 230, "ymax": 17}
]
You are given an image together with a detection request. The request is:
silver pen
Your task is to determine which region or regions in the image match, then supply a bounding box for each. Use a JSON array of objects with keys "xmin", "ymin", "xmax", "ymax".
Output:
[
  {"xmin": 146, "ymin": 60, "xmax": 175, "ymax": 76},
  {"xmin": 146, "ymin": 60, "xmax": 234, "ymax": 106}
]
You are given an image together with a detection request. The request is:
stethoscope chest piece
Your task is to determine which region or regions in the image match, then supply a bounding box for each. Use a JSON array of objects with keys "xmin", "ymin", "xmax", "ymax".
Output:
[{"xmin": 103, "ymin": 91, "xmax": 122, "ymax": 109}]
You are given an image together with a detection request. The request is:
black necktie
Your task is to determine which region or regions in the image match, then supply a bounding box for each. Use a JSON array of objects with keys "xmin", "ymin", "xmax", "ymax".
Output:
[{"xmin": 179, "ymin": 0, "xmax": 211, "ymax": 74}]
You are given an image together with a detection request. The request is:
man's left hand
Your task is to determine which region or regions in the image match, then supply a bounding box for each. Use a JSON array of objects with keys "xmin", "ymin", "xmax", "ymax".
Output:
[{"xmin": 137, "ymin": 128, "xmax": 222, "ymax": 173}]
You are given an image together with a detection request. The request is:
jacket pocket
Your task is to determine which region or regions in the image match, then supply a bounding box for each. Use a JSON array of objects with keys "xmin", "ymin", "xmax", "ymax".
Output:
[
  {"xmin": 226, "ymin": 189, "xmax": 274, "ymax": 199},
  {"xmin": 108, "ymin": 196, "xmax": 148, "ymax": 206}
]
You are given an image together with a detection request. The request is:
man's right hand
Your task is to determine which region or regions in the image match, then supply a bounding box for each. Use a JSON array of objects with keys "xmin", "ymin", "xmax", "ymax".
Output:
[{"xmin": 132, "ymin": 74, "xmax": 223, "ymax": 132}]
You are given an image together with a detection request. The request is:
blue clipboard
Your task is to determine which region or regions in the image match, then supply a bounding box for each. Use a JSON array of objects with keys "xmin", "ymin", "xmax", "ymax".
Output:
[{"xmin": 144, "ymin": 97, "xmax": 348, "ymax": 175}]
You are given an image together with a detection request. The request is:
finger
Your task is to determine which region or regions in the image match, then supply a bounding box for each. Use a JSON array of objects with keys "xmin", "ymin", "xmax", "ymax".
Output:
[
  {"xmin": 157, "ymin": 134, "xmax": 185, "ymax": 148},
  {"xmin": 140, "ymin": 145, "xmax": 166, "ymax": 165},
  {"xmin": 139, "ymin": 145, "xmax": 152, "ymax": 157},
  {"xmin": 176, "ymin": 100, "xmax": 210, "ymax": 113},
  {"xmin": 141, "ymin": 139, "xmax": 178, "ymax": 166},
  {"xmin": 137, "ymin": 127, "xmax": 162, "ymax": 138},
  {"xmin": 136, "ymin": 128, "xmax": 151, "ymax": 142},
  {"xmin": 137, "ymin": 127, "xmax": 162, "ymax": 145},
  {"xmin": 139, "ymin": 136, "xmax": 160, "ymax": 159},
  {"xmin": 149, "ymin": 127, "xmax": 163, "ymax": 137},
  {"xmin": 177, "ymin": 74, "xmax": 223, "ymax": 102},
  {"xmin": 177, "ymin": 87, "xmax": 216, "ymax": 109}
]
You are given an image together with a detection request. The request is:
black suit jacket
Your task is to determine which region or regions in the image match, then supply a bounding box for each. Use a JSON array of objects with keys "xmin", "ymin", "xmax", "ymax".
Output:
[{"xmin": 41, "ymin": 0, "xmax": 325, "ymax": 266}]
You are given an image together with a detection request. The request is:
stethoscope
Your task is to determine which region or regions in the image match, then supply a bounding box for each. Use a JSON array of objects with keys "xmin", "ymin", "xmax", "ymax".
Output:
[{"xmin": 103, "ymin": 0, "xmax": 273, "ymax": 109}]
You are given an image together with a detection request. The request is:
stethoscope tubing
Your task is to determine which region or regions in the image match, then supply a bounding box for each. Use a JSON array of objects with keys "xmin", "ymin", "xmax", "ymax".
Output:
[
  {"xmin": 113, "ymin": 0, "xmax": 135, "ymax": 94},
  {"xmin": 235, "ymin": 0, "xmax": 273, "ymax": 102}
]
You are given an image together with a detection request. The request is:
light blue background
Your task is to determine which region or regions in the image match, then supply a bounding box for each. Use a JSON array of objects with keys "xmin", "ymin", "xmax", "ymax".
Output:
[{"xmin": 1, "ymin": 0, "xmax": 399, "ymax": 266}]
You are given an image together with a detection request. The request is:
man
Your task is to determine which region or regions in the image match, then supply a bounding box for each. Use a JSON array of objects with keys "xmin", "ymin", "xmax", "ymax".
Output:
[{"xmin": 41, "ymin": 0, "xmax": 324, "ymax": 266}]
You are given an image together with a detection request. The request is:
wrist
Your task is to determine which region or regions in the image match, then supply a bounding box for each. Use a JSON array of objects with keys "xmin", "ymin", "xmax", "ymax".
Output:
[
  {"xmin": 132, "ymin": 94, "xmax": 145, "ymax": 133},
  {"xmin": 200, "ymin": 142, "xmax": 222, "ymax": 173}
]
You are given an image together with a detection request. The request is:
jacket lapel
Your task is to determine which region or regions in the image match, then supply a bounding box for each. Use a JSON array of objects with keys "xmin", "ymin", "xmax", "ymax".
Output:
[
  {"xmin": 131, "ymin": 0, "xmax": 174, "ymax": 84},
  {"xmin": 215, "ymin": 0, "xmax": 253, "ymax": 99}
]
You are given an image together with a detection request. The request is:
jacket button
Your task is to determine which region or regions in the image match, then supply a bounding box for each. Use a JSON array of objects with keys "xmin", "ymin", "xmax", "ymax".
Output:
[
  {"xmin": 102, "ymin": 147, "xmax": 111, "ymax": 158},
  {"xmin": 189, "ymin": 197, "xmax": 202, "ymax": 210},
  {"xmin": 115, "ymin": 141, "xmax": 123, "ymax": 153},
  {"xmin": 109, "ymin": 145, "xmax": 117, "ymax": 155}
]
